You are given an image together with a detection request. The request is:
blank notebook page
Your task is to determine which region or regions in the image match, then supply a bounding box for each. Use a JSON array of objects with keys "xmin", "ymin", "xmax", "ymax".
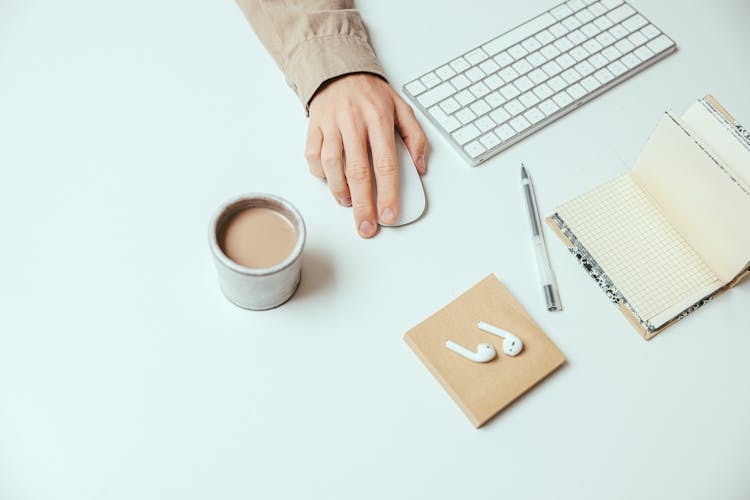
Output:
[{"xmin": 556, "ymin": 173, "xmax": 721, "ymax": 324}]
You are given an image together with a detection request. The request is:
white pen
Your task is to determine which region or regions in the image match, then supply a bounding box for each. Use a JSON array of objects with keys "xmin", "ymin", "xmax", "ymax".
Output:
[{"xmin": 521, "ymin": 164, "xmax": 562, "ymax": 312}]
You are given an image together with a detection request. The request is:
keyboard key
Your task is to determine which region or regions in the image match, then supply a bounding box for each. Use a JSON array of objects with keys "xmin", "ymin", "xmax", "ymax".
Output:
[
  {"xmin": 581, "ymin": 22, "xmax": 600, "ymax": 38},
  {"xmin": 562, "ymin": 16, "xmax": 582, "ymax": 30},
  {"xmin": 602, "ymin": 46, "xmax": 621, "ymax": 61},
  {"xmin": 614, "ymin": 39, "xmax": 634, "ymax": 54},
  {"xmin": 498, "ymin": 67, "xmax": 520, "ymax": 81},
  {"xmin": 529, "ymin": 68, "xmax": 548, "ymax": 84},
  {"xmin": 621, "ymin": 52, "xmax": 640, "ymax": 68},
  {"xmin": 627, "ymin": 31, "xmax": 647, "ymax": 47},
  {"xmin": 452, "ymin": 123, "xmax": 481, "ymax": 144},
  {"xmin": 421, "ymin": 72, "xmax": 441, "ymax": 88},
  {"xmin": 567, "ymin": 0, "xmax": 586, "ymax": 12},
  {"xmin": 480, "ymin": 59, "xmax": 500, "ymax": 74},
  {"xmin": 561, "ymin": 68, "xmax": 582, "ymax": 84},
  {"xmin": 588, "ymin": 2, "xmax": 607, "ymax": 17},
  {"xmin": 505, "ymin": 99, "xmax": 525, "ymax": 115},
  {"xmin": 417, "ymin": 81, "xmax": 455, "ymax": 107},
  {"xmin": 485, "ymin": 74, "xmax": 504, "ymax": 90},
  {"xmin": 451, "ymin": 74, "xmax": 471, "ymax": 90},
  {"xmin": 525, "ymin": 107, "xmax": 545, "ymax": 123},
  {"xmin": 482, "ymin": 12, "xmax": 556, "ymax": 55},
  {"xmin": 570, "ymin": 46, "xmax": 589, "ymax": 62},
  {"xmin": 495, "ymin": 123, "xmax": 516, "ymax": 141},
  {"xmin": 607, "ymin": 4, "xmax": 635, "ymax": 23},
  {"xmin": 508, "ymin": 44, "xmax": 528, "ymax": 60},
  {"xmin": 601, "ymin": 0, "xmax": 624, "ymax": 8},
  {"xmin": 450, "ymin": 57, "xmax": 470, "ymax": 72},
  {"xmin": 589, "ymin": 52, "xmax": 608, "ymax": 68},
  {"xmin": 580, "ymin": 75, "xmax": 601, "ymax": 91},
  {"xmin": 554, "ymin": 37, "xmax": 574, "ymax": 52},
  {"xmin": 576, "ymin": 8, "xmax": 594, "ymax": 23},
  {"xmin": 471, "ymin": 99, "xmax": 491, "ymax": 116},
  {"xmin": 466, "ymin": 48, "xmax": 489, "ymax": 65},
  {"xmin": 549, "ymin": 22, "xmax": 568, "ymax": 38},
  {"xmin": 479, "ymin": 131, "xmax": 501, "ymax": 149},
  {"xmin": 456, "ymin": 108, "xmax": 477, "ymax": 124},
  {"xmin": 527, "ymin": 51, "xmax": 547, "ymax": 67},
  {"xmin": 622, "ymin": 14, "xmax": 647, "ymax": 32},
  {"xmin": 475, "ymin": 115, "xmax": 496, "ymax": 132},
  {"xmin": 464, "ymin": 140, "xmax": 486, "ymax": 158},
  {"xmin": 555, "ymin": 54, "xmax": 576, "ymax": 71},
  {"xmin": 567, "ymin": 83, "xmax": 586, "ymax": 99},
  {"xmin": 541, "ymin": 44, "xmax": 561, "ymax": 59},
  {"xmin": 553, "ymin": 92, "xmax": 574, "ymax": 108},
  {"xmin": 435, "ymin": 64, "xmax": 456, "ymax": 80},
  {"xmin": 609, "ymin": 24, "xmax": 629, "ymax": 40},
  {"xmin": 535, "ymin": 29, "xmax": 555, "ymax": 45},
  {"xmin": 522, "ymin": 37, "xmax": 542, "ymax": 52},
  {"xmin": 485, "ymin": 91, "xmax": 506, "ymax": 108},
  {"xmin": 519, "ymin": 91, "xmax": 540, "ymax": 107},
  {"xmin": 548, "ymin": 75, "xmax": 567, "ymax": 91},
  {"xmin": 455, "ymin": 90, "xmax": 474, "ymax": 105},
  {"xmin": 489, "ymin": 107, "xmax": 511, "ymax": 124},
  {"xmin": 594, "ymin": 16, "xmax": 614, "ymax": 31},
  {"xmin": 594, "ymin": 67, "xmax": 615, "ymax": 84},
  {"xmin": 575, "ymin": 60, "xmax": 595, "ymax": 76},
  {"xmin": 405, "ymin": 80, "xmax": 426, "ymax": 95},
  {"xmin": 641, "ymin": 24, "xmax": 661, "ymax": 40},
  {"xmin": 542, "ymin": 60, "xmax": 563, "ymax": 76},
  {"xmin": 500, "ymin": 84, "xmax": 520, "ymax": 100},
  {"xmin": 583, "ymin": 39, "xmax": 603, "ymax": 53},
  {"xmin": 539, "ymin": 98, "xmax": 560, "ymax": 116},
  {"xmin": 567, "ymin": 29, "xmax": 587, "ymax": 45},
  {"xmin": 634, "ymin": 45, "xmax": 654, "ymax": 60},
  {"xmin": 428, "ymin": 105, "xmax": 446, "ymax": 120},
  {"xmin": 534, "ymin": 83, "xmax": 554, "ymax": 99},
  {"xmin": 510, "ymin": 116, "xmax": 531, "ymax": 132},
  {"xmin": 515, "ymin": 76, "xmax": 534, "ymax": 91},
  {"xmin": 440, "ymin": 97, "xmax": 460, "ymax": 114},
  {"xmin": 608, "ymin": 60, "xmax": 628, "ymax": 76},
  {"xmin": 551, "ymin": 5, "xmax": 574, "ymax": 19},
  {"xmin": 466, "ymin": 67, "xmax": 486, "ymax": 82},
  {"xmin": 439, "ymin": 115, "xmax": 461, "ymax": 132},
  {"xmin": 493, "ymin": 51, "xmax": 515, "ymax": 68},
  {"xmin": 596, "ymin": 31, "xmax": 615, "ymax": 46},
  {"xmin": 647, "ymin": 35, "xmax": 674, "ymax": 54},
  {"xmin": 512, "ymin": 59, "xmax": 533, "ymax": 75}
]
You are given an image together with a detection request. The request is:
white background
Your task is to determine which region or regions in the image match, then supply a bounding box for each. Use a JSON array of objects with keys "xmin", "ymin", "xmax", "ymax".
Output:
[{"xmin": 1, "ymin": 1, "xmax": 749, "ymax": 499}]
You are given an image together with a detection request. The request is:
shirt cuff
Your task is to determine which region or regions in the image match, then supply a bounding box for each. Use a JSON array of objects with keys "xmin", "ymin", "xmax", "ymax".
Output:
[{"xmin": 284, "ymin": 34, "xmax": 387, "ymax": 112}]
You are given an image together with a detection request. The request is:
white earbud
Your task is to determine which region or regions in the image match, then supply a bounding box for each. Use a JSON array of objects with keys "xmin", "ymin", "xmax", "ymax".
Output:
[
  {"xmin": 477, "ymin": 321, "xmax": 524, "ymax": 356},
  {"xmin": 445, "ymin": 340, "xmax": 496, "ymax": 363}
]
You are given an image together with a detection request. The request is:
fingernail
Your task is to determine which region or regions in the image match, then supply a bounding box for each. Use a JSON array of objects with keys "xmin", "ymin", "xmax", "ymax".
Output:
[
  {"xmin": 359, "ymin": 220, "xmax": 375, "ymax": 236},
  {"xmin": 381, "ymin": 207, "xmax": 395, "ymax": 223},
  {"xmin": 417, "ymin": 155, "xmax": 426, "ymax": 174},
  {"xmin": 339, "ymin": 197, "xmax": 352, "ymax": 207}
]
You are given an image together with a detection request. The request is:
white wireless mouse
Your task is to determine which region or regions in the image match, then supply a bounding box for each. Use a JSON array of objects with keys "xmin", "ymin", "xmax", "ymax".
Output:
[{"xmin": 373, "ymin": 136, "xmax": 427, "ymax": 226}]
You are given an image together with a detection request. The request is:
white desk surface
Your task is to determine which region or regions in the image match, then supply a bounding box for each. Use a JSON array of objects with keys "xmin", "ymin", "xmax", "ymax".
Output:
[{"xmin": 1, "ymin": 1, "xmax": 749, "ymax": 498}]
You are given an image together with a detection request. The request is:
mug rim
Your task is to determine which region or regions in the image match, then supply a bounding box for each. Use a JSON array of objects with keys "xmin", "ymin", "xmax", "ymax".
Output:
[{"xmin": 208, "ymin": 192, "xmax": 306, "ymax": 277}]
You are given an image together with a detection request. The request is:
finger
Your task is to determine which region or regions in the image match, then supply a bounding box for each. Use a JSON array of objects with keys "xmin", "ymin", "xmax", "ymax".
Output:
[
  {"xmin": 320, "ymin": 130, "xmax": 351, "ymax": 207},
  {"xmin": 368, "ymin": 116, "xmax": 399, "ymax": 225},
  {"xmin": 394, "ymin": 97, "xmax": 428, "ymax": 174},
  {"xmin": 304, "ymin": 125, "xmax": 325, "ymax": 179},
  {"xmin": 341, "ymin": 123, "xmax": 377, "ymax": 238}
]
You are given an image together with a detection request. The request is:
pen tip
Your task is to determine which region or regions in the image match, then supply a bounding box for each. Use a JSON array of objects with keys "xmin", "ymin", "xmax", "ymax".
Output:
[{"xmin": 520, "ymin": 164, "xmax": 528, "ymax": 180}]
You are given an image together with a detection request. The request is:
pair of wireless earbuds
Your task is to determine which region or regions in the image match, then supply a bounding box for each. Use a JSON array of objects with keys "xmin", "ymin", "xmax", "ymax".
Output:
[{"xmin": 445, "ymin": 321, "xmax": 523, "ymax": 363}]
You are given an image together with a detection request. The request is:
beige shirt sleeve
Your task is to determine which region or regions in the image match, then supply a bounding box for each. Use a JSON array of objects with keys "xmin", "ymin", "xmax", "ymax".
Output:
[{"xmin": 235, "ymin": 0, "xmax": 387, "ymax": 111}]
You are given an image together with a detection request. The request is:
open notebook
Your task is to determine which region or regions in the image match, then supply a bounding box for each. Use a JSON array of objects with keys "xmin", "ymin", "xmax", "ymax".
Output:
[{"xmin": 547, "ymin": 96, "xmax": 750, "ymax": 339}]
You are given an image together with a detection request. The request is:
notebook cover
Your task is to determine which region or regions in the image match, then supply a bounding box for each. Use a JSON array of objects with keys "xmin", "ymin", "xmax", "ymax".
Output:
[{"xmin": 403, "ymin": 274, "xmax": 566, "ymax": 428}]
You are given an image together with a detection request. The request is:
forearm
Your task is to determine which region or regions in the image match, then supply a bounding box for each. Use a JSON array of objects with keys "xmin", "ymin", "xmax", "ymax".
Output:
[{"xmin": 235, "ymin": 0, "xmax": 387, "ymax": 110}]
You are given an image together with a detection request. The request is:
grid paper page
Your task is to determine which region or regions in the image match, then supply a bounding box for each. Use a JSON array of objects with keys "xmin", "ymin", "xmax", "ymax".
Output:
[{"xmin": 556, "ymin": 173, "xmax": 720, "ymax": 322}]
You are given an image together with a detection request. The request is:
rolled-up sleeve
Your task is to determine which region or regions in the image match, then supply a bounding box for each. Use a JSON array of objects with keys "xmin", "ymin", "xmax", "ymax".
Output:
[{"xmin": 235, "ymin": 0, "xmax": 387, "ymax": 111}]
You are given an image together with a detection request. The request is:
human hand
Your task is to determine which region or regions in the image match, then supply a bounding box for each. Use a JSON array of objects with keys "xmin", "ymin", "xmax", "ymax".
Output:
[{"xmin": 305, "ymin": 73, "xmax": 427, "ymax": 238}]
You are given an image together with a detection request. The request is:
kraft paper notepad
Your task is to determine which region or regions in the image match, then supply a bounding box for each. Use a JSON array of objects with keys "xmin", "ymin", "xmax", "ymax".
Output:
[
  {"xmin": 404, "ymin": 274, "xmax": 566, "ymax": 428},
  {"xmin": 547, "ymin": 95, "xmax": 750, "ymax": 340}
]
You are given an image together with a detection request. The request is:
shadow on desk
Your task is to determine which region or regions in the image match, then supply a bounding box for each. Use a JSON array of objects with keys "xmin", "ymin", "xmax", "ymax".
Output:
[{"xmin": 293, "ymin": 249, "xmax": 335, "ymax": 302}]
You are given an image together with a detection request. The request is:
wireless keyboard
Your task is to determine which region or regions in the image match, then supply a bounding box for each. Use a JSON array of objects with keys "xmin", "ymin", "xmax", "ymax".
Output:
[{"xmin": 403, "ymin": 0, "xmax": 676, "ymax": 166}]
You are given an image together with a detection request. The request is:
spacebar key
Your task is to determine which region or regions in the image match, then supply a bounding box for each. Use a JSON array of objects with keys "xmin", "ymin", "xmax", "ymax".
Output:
[
  {"xmin": 482, "ymin": 12, "xmax": 556, "ymax": 55},
  {"xmin": 417, "ymin": 82, "xmax": 455, "ymax": 108}
]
